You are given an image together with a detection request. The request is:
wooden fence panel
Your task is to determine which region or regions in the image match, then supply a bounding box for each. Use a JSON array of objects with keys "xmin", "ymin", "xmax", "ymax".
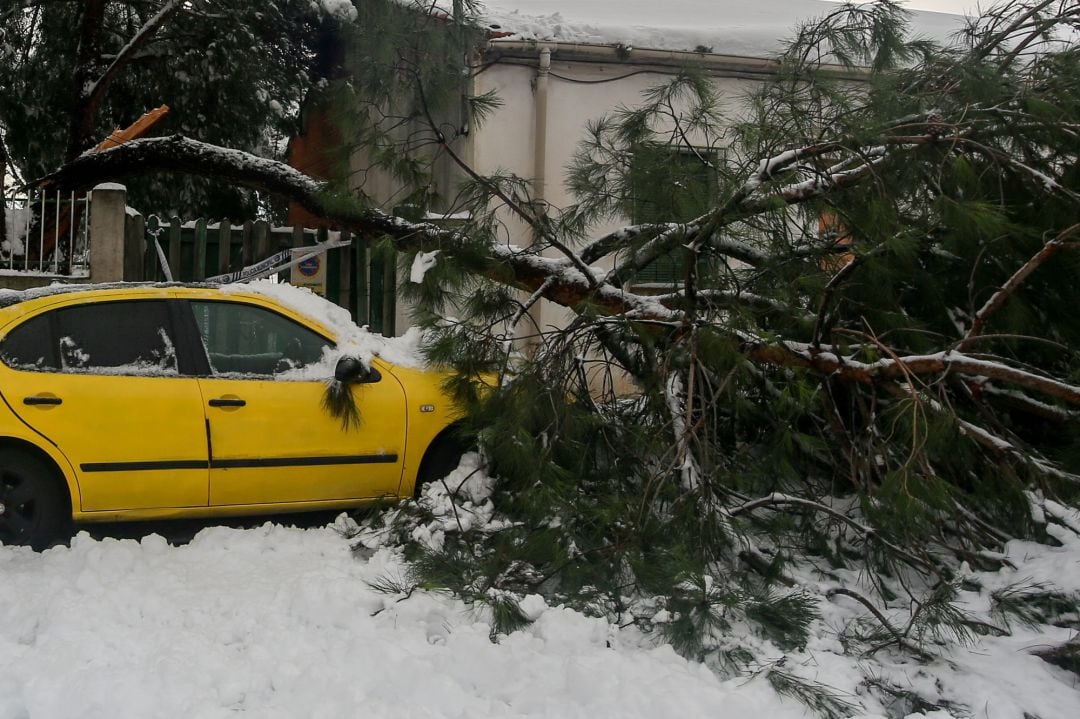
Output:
[
  {"xmin": 241, "ymin": 221, "xmax": 253, "ymax": 268},
  {"xmin": 254, "ymin": 220, "xmax": 269, "ymax": 260},
  {"xmin": 192, "ymin": 219, "xmax": 207, "ymax": 281},
  {"xmin": 354, "ymin": 235, "xmax": 369, "ymax": 329},
  {"xmin": 123, "ymin": 212, "xmax": 144, "ymax": 281},
  {"xmin": 168, "ymin": 216, "xmax": 182, "ymax": 280},
  {"xmin": 216, "ymin": 220, "xmax": 231, "ymax": 277}
]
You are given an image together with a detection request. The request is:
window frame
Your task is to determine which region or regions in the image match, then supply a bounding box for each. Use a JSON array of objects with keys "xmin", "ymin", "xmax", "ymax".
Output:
[
  {"xmin": 176, "ymin": 298, "xmax": 337, "ymax": 379},
  {"xmin": 0, "ymin": 313, "xmax": 59, "ymax": 372},
  {"xmin": 0, "ymin": 299, "xmax": 193, "ymax": 378}
]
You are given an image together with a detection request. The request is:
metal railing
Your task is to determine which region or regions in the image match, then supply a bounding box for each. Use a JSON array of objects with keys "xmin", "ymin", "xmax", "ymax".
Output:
[{"xmin": 1, "ymin": 189, "xmax": 91, "ymax": 276}]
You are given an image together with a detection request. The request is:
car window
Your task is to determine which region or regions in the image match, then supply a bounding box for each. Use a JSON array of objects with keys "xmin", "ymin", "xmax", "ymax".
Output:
[
  {"xmin": 191, "ymin": 300, "xmax": 333, "ymax": 377},
  {"xmin": 54, "ymin": 301, "xmax": 178, "ymax": 375},
  {"xmin": 0, "ymin": 314, "xmax": 57, "ymax": 371}
]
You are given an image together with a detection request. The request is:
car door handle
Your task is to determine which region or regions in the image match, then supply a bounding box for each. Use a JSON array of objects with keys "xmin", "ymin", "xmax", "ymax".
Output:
[
  {"xmin": 208, "ymin": 398, "xmax": 246, "ymax": 408},
  {"xmin": 23, "ymin": 395, "xmax": 62, "ymax": 406}
]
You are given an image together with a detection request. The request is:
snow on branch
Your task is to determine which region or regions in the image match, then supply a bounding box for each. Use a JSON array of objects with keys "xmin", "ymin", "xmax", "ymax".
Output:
[
  {"xmin": 729, "ymin": 492, "xmax": 933, "ymax": 571},
  {"xmin": 37, "ymin": 135, "xmax": 675, "ymax": 321},
  {"xmin": 748, "ymin": 342, "xmax": 1080, "ymax": 407}
]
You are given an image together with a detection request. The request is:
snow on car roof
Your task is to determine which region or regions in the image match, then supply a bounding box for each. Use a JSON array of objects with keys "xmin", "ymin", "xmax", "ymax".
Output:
[{"xmin": 0, "ymin": 282, "xmax": 180, "ymax": 309}]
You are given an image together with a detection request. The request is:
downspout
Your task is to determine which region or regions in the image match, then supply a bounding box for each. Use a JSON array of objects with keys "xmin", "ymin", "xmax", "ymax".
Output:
[
  {"xmin": 533, "ymin": 46, "xmax": 551, "ymax": 205},
  {"xmin": 526, "ymin": 46, "xmax": 551, "ymax": 346}
]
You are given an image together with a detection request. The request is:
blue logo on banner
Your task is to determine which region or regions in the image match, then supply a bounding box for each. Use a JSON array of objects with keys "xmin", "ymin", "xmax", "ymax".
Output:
[{"xmin": 298, "ymin": 256, "xmax": 320, "ymax": 277}]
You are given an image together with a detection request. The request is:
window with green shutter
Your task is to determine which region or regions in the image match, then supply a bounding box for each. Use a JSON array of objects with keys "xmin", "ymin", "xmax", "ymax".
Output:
[{"xmin": 627, "ymin": 147, "xmax": 718, "ymax": 287}]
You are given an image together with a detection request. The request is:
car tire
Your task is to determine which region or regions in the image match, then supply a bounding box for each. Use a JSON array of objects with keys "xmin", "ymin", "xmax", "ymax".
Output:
[
  {"xmin": 415, "ymin": 434, "xmax": 468, "ymax": 497},
  {"xmin": 0, "ymin": 450, "xmax": 71, "ymax": 551}
]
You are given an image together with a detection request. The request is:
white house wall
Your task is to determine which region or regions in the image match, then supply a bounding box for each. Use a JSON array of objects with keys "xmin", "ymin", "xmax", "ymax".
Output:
[{"xmin": 471, "ymin": 58, "xmax": 761, "ymax": 334}]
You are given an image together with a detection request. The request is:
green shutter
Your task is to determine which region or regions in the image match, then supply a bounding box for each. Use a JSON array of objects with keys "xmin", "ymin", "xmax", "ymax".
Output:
[{"xmin": 627, "ymin": 147, "xmax": 717, "ymax": 286}]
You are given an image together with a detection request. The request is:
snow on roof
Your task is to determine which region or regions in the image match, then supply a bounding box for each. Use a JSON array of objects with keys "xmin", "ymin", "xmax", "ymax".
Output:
[{"xmin": 478, "ymin": 0, "xmax": 965, "ymax": 57}]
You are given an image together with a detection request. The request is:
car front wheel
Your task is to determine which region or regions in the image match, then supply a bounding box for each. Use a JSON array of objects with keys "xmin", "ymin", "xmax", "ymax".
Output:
[
  {"xmin": 415, "ymin": 434, "xmax": 469, "ymax": 497},
  {"xmin": 0, "ymin": 450, "xmax": 70, "ymax": 551}
]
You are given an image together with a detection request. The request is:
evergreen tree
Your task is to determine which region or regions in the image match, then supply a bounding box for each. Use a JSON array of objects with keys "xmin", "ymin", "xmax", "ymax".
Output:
[{"xmin": 0, "ymin": 0, "xmax": 353, "ymax": 219}]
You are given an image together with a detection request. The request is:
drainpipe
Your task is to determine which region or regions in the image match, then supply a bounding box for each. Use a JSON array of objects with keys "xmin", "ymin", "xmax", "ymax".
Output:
[
  {"xmin": 533, "ymin": 46, "xmax": 551, "ymax": 205},
  {"xmin": 525, "ymin": 46, "xmax": 551, "ymax": 347}
]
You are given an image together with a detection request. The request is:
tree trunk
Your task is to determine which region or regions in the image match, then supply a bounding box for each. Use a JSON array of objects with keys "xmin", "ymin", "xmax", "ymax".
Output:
[{"xmin": 65, "ymin": 0, "xmax": 107, "ymax": 162}]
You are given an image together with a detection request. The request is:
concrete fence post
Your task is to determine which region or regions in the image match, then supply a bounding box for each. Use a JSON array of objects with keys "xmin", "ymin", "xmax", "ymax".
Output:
[{"xmin": 88, "ymin": 183, "xmax": 128, "ymax": 283}]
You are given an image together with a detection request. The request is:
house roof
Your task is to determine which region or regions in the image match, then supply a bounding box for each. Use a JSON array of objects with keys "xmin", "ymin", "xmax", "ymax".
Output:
[{"xmin": 475, "ymin": 0, "xmax": 965, "ymax": 57}]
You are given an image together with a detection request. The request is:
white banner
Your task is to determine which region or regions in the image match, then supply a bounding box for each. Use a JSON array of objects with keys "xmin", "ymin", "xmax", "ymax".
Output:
[{"xmin": 204, "ymin": 239, "xmax": 351, "ymax": 284}]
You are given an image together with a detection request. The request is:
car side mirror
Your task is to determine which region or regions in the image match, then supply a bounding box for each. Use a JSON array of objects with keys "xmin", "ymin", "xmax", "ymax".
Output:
[
  {"xmin": 325, "ymin": 356, "xmax": 374, "ymax": 430},
  {"xmin": 335, "ymin": 356, "xmax": 367, "ymax": 382},
  {"xmin": 333, "ymin": 356, "xmax": 381, "ymax": 384}
]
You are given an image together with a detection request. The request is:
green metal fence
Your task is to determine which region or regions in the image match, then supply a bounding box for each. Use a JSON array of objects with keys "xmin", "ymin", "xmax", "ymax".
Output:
[{"xmin": 126, "ymin": 214, "xmax": 398, "ymax": 336}]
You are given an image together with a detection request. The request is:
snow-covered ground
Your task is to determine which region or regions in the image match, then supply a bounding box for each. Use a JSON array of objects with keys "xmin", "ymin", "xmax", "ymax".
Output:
[
  {"xmin": 0, "ymin": 522, "xmax": 792, "ymax": 719},
  {"xmin": 3, "ymin": 488, "xmax": 1078, "ymax": 718}
]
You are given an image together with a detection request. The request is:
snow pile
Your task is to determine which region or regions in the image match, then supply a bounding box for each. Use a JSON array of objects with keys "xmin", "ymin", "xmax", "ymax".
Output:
[
  {"xmin": 353, "ymin": 461, "xmax": 1080, "ymax": 719},
  {"xmin": 2, "ymin": 481, "xmax": 1078, "ymax": 718},
  {"xmin": 315, "ymin": 0, "xmax": 358, "ymax": 22},
  {"xmin": 1, "ymin": 523, "xmax": 790, "ymax": 719},
  {"xmin": 357, "ymin": 452, "xmax": 504, "ymax": 552},
  {"xmin": 403, "ymin": 0, "xmax": 966, "ymax": 56},
  {"xmin": 2, "ymin": 206, "xmax": 29, "ymax": 257}
]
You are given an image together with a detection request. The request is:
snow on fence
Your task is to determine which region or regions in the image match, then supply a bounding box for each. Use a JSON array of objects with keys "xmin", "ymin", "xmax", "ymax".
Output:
[
  {"xmin": 1, "ymin": 189, "xmax": 91, "ymax": 277},
  {"xmin": 126, "ymin": 213, "xmax": 400, "ymax": 335}
]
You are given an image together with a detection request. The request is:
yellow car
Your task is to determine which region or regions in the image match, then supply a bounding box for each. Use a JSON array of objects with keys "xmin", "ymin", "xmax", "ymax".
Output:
[{"xmin": 0, "ymin": 283, "xmax": 467, "ymax": 549}]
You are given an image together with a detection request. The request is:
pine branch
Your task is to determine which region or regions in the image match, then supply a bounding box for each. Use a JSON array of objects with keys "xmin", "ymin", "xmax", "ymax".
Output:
[
  {"xmin": 82, "ymin": 0, "xmax": 184, "ymax": 128},
  {"xmin": 745, "ymin": 342, "xmax": 1080, "ymax": 407},
  {"xmin": 729, "ymin": 493, "xmax": 934, "ymax": 572},
  {"xmin": 959, "ymin": 224, "xmax": 1080, "ymax": 351},
  {"xmin": 825, "ymin": 586, "xmax": 933, "ymax": 658},
  {"xmin": 997, "ymin": 5, "xmax": 1080, "ymax": 70},
  {"xmin": 978, "ymin": 383, "xmax": 1078, "ymax": 423},
  {"xmin": 972, "ymin": 0, "xmax": 1062, "ymax": 62},
  {"xmin": 655, "ymin": 289, "xmax": 799, "ymax": 316},
  {"xmin": 410, "ymin": 68, "xmax": 602, "ymax": 289}
]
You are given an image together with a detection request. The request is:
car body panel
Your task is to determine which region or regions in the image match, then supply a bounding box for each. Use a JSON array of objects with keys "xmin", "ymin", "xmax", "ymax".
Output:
[
  {"xmin": 199, "ymin": 367, "xmax": 407, "ymax": 505},
  {"xmin": 5, "ymin": 372, "xmax": 209, "ymax": 511},
  {"xmin": 382, "ymin": 363, "xmax": 465, "ymax": 497},
  {"xmin": 0, "ymin": 420, "xmax": 82, "ymax": 509},
  {"xmin": 0, "ymin": 287, "xmax": 209, "ymax": 511}
]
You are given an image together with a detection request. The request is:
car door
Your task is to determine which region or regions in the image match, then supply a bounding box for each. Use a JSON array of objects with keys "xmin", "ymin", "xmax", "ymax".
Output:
[
  {"xmin": 184, "ymin": 298, "xmax": 407, "ymax": 507},
  {"xmin": 0, "ymin": 297, "xmax": 209, "ymax": 511}
]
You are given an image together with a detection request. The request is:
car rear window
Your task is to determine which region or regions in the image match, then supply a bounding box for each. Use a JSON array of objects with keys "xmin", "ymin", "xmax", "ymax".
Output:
[
  {"xmin": 0, "ymin": 314, "xmax": 57, "ymax": 370},
  {"xmin": 55, "ymin": 301, "xmax": 178, "ymax": 374},
  {"xmin": 0, "ymin": 301, "xmax": 180, "ymax": 376}
]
